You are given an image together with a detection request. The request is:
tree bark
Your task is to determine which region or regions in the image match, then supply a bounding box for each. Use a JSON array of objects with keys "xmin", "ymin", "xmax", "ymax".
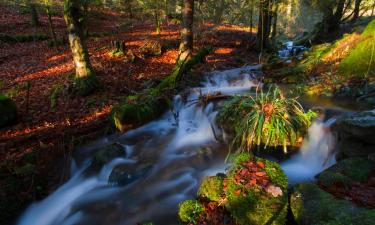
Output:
[
  {"xmin": 45, "ymin": 0, "xmax": 58, "ymax": 50},
  {"xmin": 351, "ymin": 0, "xmax": 362, "ymax": 23},
  {"xmin": 178, "ymin": 0, "xmax": 194, "ymax": 62},
  {"xmin": 64, "ymin": 0, "xmax": 94, "ymax": 78},
  {"xmin": 27, "ymin": 0, "xmax": 40, "ymax": 26},
  {"xmin": 249, "ymin": 0, "xmax": 254, "ymax": 34},
  {"xmin": 256, "ymin": 0, "xmax": 272, "ymax": 52}
]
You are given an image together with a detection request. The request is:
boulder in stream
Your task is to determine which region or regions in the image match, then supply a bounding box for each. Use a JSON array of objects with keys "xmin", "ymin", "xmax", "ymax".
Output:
[
  {"xmin": 290, "ymin": 183, "xmax": 375, "ymax": 225},
  {"xmin": 178, "ymin": 153, "xmax": 289, "ymax": 225},
  {"xmin": 91, "ymin": 143, "xmax": 126, "ymax": 168},
  {"xmin": 333, "ymin": 109, "xmax": 375, "ymax": 159}
]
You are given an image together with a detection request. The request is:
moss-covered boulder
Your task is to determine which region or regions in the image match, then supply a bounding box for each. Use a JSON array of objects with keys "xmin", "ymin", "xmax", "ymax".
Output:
[
  {"xmin": 197, "ymin": 176, "xmax": 224, "ymax": 202},
  {"xmin": 290, "ymin": 183, "xmax": 375, "ymax": 225},
  {"xmin": 178, "ymin": 200, "xmax": 205, "ymax": 224},
  {"xmin": 91, "ymin": 143, "xmax": 126, "ymax": 168},
  {"xmin": 333, "ymin": 109, "xmax": 375, "ymax": 159},
  {"xmin": 224, "ymin": 154, "xmax": 288, "ymax": 225},
  {"xmin": 317, "ymin": 157, "xmax": 374, "ymax": 188},
  {"xmin": 0, "ymin": 94, "xmax": 17, "ymax": 128},
  {"xmin": 179, "ymin": 153, "xmax": 288, "ymax": 225}
]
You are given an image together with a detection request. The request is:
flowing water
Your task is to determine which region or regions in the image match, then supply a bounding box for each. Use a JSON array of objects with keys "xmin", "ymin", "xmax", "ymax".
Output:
[{"xmin": 17, "ymin": 65, "xmax": 340, "ymax": 225}]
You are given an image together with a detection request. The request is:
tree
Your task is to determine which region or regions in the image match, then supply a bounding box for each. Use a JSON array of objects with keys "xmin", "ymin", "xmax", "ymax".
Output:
[
  {"xmin": 177, "ymin": 0, "xmax": 194, "ymax": 62},
  {"xmin": 64, "ymin": 0, "xmax": 98, "ymax": 95},
  {"xmin": 256, "ymin": 0, "xmax": 272, "ymax": 52},
  {"xmin": 27, "ymin": 0, "xmax": 40, "ymax": 26},
  {"xmin": 45, "ymin": 0, "xmax": 58, "ymax": 50},
  {"xmin": 351, "ymin": 0, "xmax": 362, "ymax": 23}
]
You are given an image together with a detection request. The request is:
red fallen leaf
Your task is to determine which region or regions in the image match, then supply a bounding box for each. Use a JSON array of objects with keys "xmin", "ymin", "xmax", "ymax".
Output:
[
  {"xmin": 234, "ymin": 189, "xmax": 241, "ymax": 196},
  {"xmin": 207, "ymin": 202, "xmax": 217, "ymax": 210},
  {"xmin": 270, "ymin": 204, "xmax": 280, "ymax": 209},
  {"xmin": 256, "ymin": 161, "xmax": 265, "ymax": 168},
  {"xmin": 250, "ymin": 179, "xmax": 257, "ymax": 185},
  {"xmin": 255, "ymin": 172, "xmax": 266, "ymax": 177},
  {"xmin": 240, "ymin": 169, "xmax": 249, "ymax": 176}
]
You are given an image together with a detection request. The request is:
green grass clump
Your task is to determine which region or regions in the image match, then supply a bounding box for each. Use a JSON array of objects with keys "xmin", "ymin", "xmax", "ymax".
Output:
[
  {"xmin": 218, "ymin": 86, "xmax": 316, "ymax": 153},
  {"xmin": 339, "ymin": 19, "xmax": 375, "ymax": 78},
  {"xmin": 178, "ymin": 200, "xmax": 204, "ymax": 224}
]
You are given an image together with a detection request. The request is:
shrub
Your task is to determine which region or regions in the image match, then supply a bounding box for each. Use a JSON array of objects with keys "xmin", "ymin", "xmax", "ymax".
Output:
[{"xmin": 218, "ymin": 85, "xmax": 316, "ymax": 153}]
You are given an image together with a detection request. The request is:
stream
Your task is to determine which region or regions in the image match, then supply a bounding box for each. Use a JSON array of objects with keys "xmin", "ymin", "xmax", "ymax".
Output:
[{"xmin": 17, "ymin": 65, "xmax": 356, "ymax": 225}]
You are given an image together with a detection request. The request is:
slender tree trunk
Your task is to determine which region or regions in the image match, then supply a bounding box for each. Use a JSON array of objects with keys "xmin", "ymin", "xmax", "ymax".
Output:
[
  {"xmin": 256, "ymin": 0, "xmax": 271, "ymax": 52},
  {"xmin": 64, "ymin": 0, "xmax": 94, "ymax": 78},
  {"xmin": 177, "ymin": 0, "xmax": 194, "ymax": 62},
  {"xmin": 249, "ymin": 0, "xmax": 254, "ymax": 34},
  {"xmin": 45, "ymin": 0, "xmax": 58, "ymax": 50},
  {"xmin": 271, "ymin": 1, "xmax": 278, "ymax": 44},
  {"xmin": 27, "ymin": 0, "xmax": 40, "ymax": 26},
  {"xmin": 351, "ymin": 0, "xmax": 362, "ymax": 23},
  {"xmin": 372, "ymin": 1, "xmax": 375, "ymax": 16}
]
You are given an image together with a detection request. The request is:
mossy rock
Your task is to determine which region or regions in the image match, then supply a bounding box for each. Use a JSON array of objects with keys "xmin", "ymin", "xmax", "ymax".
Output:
[
  {"xmin": 290, "ymin": 183, "xmax": 375, "ymax": 225},
  {"xmin": 91, "ymin": 143, "xmax": 126, "ymax": 168},
  {"xmin": 0, "ymin": 94, "xmax": 17, "ymax": 128},
  {"xmin": 224, "ymin": 153, "xmax": 288, "ymax": 225},
  {"xmin": 139, "ymin": 40, "xmax": 163, "ymax": 57},
  {"xmin": 317, "ymin": 157, "xmax": 374, "ymax": 188},
  {"xmin": 109, "ymin": 164, "xmax": 152, "ymax": 186},
  {"xmin": 197, "ymin": 176, "xmax": 224, "ymax": 202},
  {"xmin": 111, "ymin": 96, "xmax": 168, "ymax": 131},
  {"xmin": 178, "ymin": 200, "xmax": 204, "ymax": 224}
]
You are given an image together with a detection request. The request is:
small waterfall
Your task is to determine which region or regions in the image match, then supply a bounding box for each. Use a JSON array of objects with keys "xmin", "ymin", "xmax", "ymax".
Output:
[
  {"xmin": 17, "ymin": 65, "xmax": 261, "ymax": 225},
  {"xmin": 282, "ymin": 118, "xmax": 337, "ymax": 184}
]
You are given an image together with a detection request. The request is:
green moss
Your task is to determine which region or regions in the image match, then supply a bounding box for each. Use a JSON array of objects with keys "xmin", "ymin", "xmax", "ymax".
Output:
[
  {"xmin": 317, "ymin": 157, "xmax": 374, "ymax": 188},
  {"xmin": 339, "ymin": 19, "xmax": 375, "ymax": 78},
  {"xmin": 291, "ymin": 183, "xmax": 375, "ymax": 225},
  {"xmin": 72, "ymin": 75, "xmax": 100, "ymax": 96},
  {"xmin": 197, "ymin": 176, "xmax": 224, "ymax": 202},
  {"xmin": 224, "ymin": 153, "xmax": 288, "ymax": 225},
  {"xmin": 0, "ymin": 94, "xmax": 17, "ymax": 128},
  {"xmin": 178, "ymin": 200, "xmax": 204, "ymax": 224}
]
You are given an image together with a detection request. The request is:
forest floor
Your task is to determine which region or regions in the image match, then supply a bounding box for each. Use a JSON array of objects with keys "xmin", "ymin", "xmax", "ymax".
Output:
[{"xmin": 0, "ymin": 4, "xmax": 258, "ymax": 224}]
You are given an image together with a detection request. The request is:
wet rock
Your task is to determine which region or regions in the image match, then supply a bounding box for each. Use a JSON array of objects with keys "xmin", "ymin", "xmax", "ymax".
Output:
[
  {"xmin": 290, "ymin": 183, "xmax": 375, "ymax": 225},
  {"xmin": 333, "ymin": 110, "xmax": 375, "ymax": 159},
  {"xmin": 109, "ymin": 164, "xmax": 152, "ymax": 186},
  {"xmin": 0, "ymin": 94, "xmax": 17, "ymax": 128},
  {"xmin": 91, "ymin": 143, "xmax": 126, "ymax": 168},
  {"xmin": 317, "ymin": 157, "xmax": 374, "ymax": 188}
]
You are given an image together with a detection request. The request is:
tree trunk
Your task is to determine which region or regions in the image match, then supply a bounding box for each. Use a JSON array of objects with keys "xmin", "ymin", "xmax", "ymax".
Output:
[
  {"xmin": 372, "ymin": 1, "xmax": 375, "ymax": 16},
  {"xmin": 45, "ymin": 0, "xmax": 58, "ymax": 50},
  {"xmin": 351, "ymin": 0, "xmax": 362, "ymax": 23},
  {"xmin": 249, "ymin": 0, "xmax": 254, "ymax": 34},
  {"xmin": 177, "ymin": 0, "xmax": 194, "ymax": 62},
  {"xmin": 256, "ymin": 0, "xmax": 271, "ymax": 52},
  {"xmin": 214, "ymin": 0, "xmax": 226, "ymax": 24},
  {"xmin": 27, "ymin": 0, "xmax": 40, "ymax": 26},
  {"xmin": 64, "ymin": 0, "xmax": 94, "ymax": 78},
  {"xmin": 271, "ymin": 1, "xmax": 278, "ymax": 45}
]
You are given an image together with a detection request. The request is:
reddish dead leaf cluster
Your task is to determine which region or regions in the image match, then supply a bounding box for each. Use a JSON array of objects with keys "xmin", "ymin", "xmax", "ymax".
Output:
[
  {"xmin": 195, "ymin": 200, "xmax": 238, "ymax": 225},
  {"xmin": 230, "ymin": 160, "xmax": 271, "ymax": 196}
]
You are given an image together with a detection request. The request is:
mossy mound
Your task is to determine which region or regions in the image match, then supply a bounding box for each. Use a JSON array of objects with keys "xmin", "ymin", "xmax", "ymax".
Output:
[
  {"xmin": 178, "ymin": 200, "xmax": 205, "ymax": 224},
  {"xmin": 178, "ymin": 153, "xmax": 288, "ymax": 225},
  {"xmin": 224, "ymin": 154, "xmax": 288, "ymax": 225},
  {"xmin": 0, "ymin": 94, "xmax": 17, "ymax": 128},
  {"xmin": 339, "ymin": 19, "xmax": 375, "ymax": 78},
  {"xmin": 197, "ymin": 176, "xmax": 224, "ymax": 202},
  {"xmin": 111, "ymin": 94, "xmax": 169, "ymax": 131},
  {"xmin": 290, "ymin": 183, "xmax": 375, "ymax": 225},
  {"xmin": 317, "ymin": 157, "xmax": 374, "ymax": 189}
]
